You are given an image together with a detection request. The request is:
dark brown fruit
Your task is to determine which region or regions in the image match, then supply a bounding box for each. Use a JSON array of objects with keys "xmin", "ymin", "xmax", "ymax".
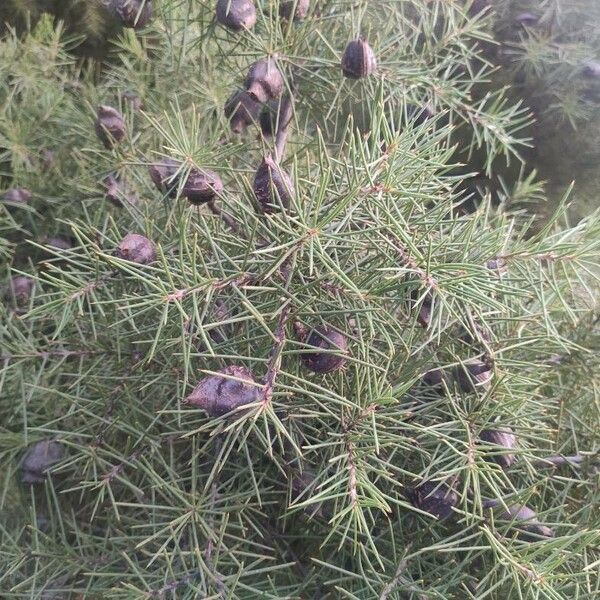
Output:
[
  {"xmin": 279, "ymin": 0, "xmax": 309, "ymax": 20},
  {"xmin": 186, "ymin": 365, "xmax": 259, "ymax": 417},
  {"xmin": 5, "ymin": 275, "xmax": 35, "ymax": 307},
  {"xmin": 116, "ymin": 233, "xmax": 156, "ymax": 265},
  {"xmin": 149, "ymin": 158, "xmax": 181, "ymax": 197},
  {"xmin": 181, "ymin": 168, "xmax": 223, "ymax": 204},
  {"xmin": 216, "ymin": 0, "xmax": 257, "ymax": 31},
  {"xmin": 480, "ymin": 427, "xmax": 516, "ymax": 469},
  {"xmin": 259, "ymin": 97, "xmax": 292, "ymax": 137},
  {"xmin": 301, "ymin": 326, "xmax": 348, "ymax": 374},
  {"xmin": 341, "ymin": 39, "xmax": 376, "ymax": 79},
  {"xmin": 410, "ymin": 480, "xmax": 458, "ymax": 520},
  {"xmin": 497, "ymin": 505, "xmax": 554, "ymax": 540},
  {"xmin": 253, "ymin": 155, "xmax": 294, "ymax": 213},
  {"xmin": 95, "ymin": 105, "xmax": 126, "ymax": 149},
  {"xmin": 422, "ymin": 368, "xmax": 445, "ymax": 389},
  {"xmin": 454, "ymin": 359, "xmax": 492, "ymax": 393},
  {"xmin": 21, "ymin": 440, "xmax": 64, "ymax": 484},
  {"xmin": 224, "ymin": 90, "xmax": 261, "ymax": 133},
  {"xmin": 112, "ymin": 0, "xmax": 153, "ymax": 29},
  {"xmin": 245, "ymin": 58, "xmax": 285, "ymax": 103},
  {"xmin": 3, "ymin": 188, "xmax": 31, "ymax": 204}
]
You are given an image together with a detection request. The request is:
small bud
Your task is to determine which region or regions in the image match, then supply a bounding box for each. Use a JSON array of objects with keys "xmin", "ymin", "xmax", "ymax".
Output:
[
  {"xmin": 259, "ymin": 97, "xmax": 292, "ymax": 137},
  {"xmin": 95, "ymin": 105, "xmax": 126, "ymax": 149},
  {"xmin": 582, "ymin": 61, "xmax": 600, "ymax": 79},
  {"xmin": 5, "ymin": 275, "xmax": 35, "ymax": 307},
  {"xmin": 112, "ymin": 0, "xmax": 153, "ymax": 29},
  {"xmin": 116, "ymin": 233, "xmax": 156, "ymax": 265},
  {"xmin": 182, "ymin": 168, "xmax": 224, "ymax": 205},
  {"xmin": 515, "ymin": 12, "xmax": 538, "ymax": 26},
  {"xmin": 279, "ymin": 0, "xmax": 309, "ymax": 20},
  {"xmin": 21, "ymin": 440, "xmax": 64, "ymax": 484},
  {"xmin": 480, "ymin": 427, "xmax": 517, "ymax": 469},
  {"xmin": 454, "ymin": 359, "xmax": 492, "ymax": 393},
  {"xmin": 102, "ymin": 173, "xmax": 137, "ymax": 207},
  {"xmin": 410, "ymin": 480, "xmax": 458, "ymax": 520},
  {"xmin": 224, "ymin": 90, "xmax": 261, "ymax": 134},
  {"xmin": 216, "ymin": 0, "xmax": 257, "ymax": 31},
  {"xmin": 245, "ymin": 58, "xmax": 285, "ymax": 103},
  {"xmin": 497, "ymin": 505, "xmax": 554, "ymax": 540},
  {"xmin": 149, "ymin": 158, "xmax": 181, "ymax": 198},
  {"xmin": 123, "ymin": 90, "xmax": 144, "ymax": 111},
  {"xmin": 300, "ymin": 326, "xmax": 348, "ymax": 374},
  {"xmin": 341, "ymin": 39, "xmax": 377, "ymax": 79},
  {"xmin": 3, "ymin": 188, "xmax": 31, "ymax": 204},
  {"xmin": 486, "ymin": 257, "xmax": 508, "ymax": 276},
  {"xmin": 254, "ymin": 155, "xmax": 294, "ymax": 213},
  {"xmin": 186, "ymin": 365, "xmax": 259, "ymax": 417}
]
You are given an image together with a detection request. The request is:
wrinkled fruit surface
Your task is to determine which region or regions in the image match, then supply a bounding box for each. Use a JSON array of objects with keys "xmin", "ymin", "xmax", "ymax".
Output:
[{"xmin": 186, "ymin": 365, "xmax": 259, "ymax": 417}]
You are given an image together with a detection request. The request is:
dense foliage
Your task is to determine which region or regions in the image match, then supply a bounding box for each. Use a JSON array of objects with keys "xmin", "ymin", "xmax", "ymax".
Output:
[{"xmin": 1, "ymin": 1, "xmax": 599, "ymax": 599}]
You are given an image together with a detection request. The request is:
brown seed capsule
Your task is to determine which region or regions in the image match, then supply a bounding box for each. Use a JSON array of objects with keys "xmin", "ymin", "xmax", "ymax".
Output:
[
  {"xmin": 112, "ymin": 0, "xmax": 153, "ymax": 29},
  {"xmin": 454, "ymin": 359, "xmax": 492, "ymax": 393},
  {"xmin": 224, "ymin": 90, "xmax": 261, "ymax": 134},
  {"xmin": 254, "ymin": 155, "xmax": 294, "ymax": 213},
  {"xmin": 279, "ymin": 0, "xmax": 309, "ymax": 20},
  {"xmin": 300, "ymin": 326, "xmax": 348, "ymax": 374},
  {"xmin": 341, "ymin": 39, "xmax": 376, "ymax": 79},
  {"xmin": 149, "ymin": 158, "xmax": 181, "ymax": 198},
  {"xmin": 245, "ymin": 58, "xmax": 285, "ymax": 103},
  {"xmin": 410, "ymin": 480, "xmax": 458, "ymax": 520},
  {"xmin": 497, "ymin": 505, "xmax": 554, "ymax": 540},
  {"xmin": 182, "ymin": 168, "xmax": 223, "ymax": 205},
  {"xmin": 95, "ymin": 105, "xmax": 126, "ymax": 149},
  {"xmin": 116, "ymin": 233, "xmax": 156, "ymax": 265},
  {"xmin": 5, "ymin": 275, "xmax": 35, "ymax": 307},
  {"xmin": 123, "ymin": 90, "xmax": 144, "ymax": 111},
  {"xmin": 216, "ymin": 0, "xmax": 257, "ymax": 31},
  {"xmin": 186, "ymin": 365, "xmax": 259, "ymax": 417},
  {"xmin": 480, "ymin": 427, "xmax": 517, "ymax": 469},
  {"xmin": 21, "ymin": 440, "xmax": 65, "ymax": 484},
  {"xmin": 3, "ymin": 188, "xmax": 31, "ymax": 204}
]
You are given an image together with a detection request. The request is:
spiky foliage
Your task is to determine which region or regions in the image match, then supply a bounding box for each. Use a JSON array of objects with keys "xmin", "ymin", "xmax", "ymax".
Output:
[{"xmin": 1, "ymin": 2, "xmax": 599, "ymax": 599}]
